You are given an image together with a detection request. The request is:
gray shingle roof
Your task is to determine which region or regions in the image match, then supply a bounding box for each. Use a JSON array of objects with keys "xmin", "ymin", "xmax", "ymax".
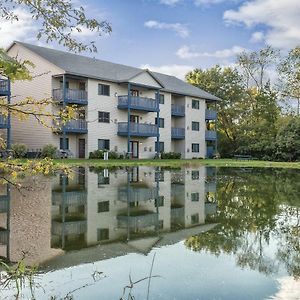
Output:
[{"xmin": 14, "ymin": 41, "xmax": 220, "ymax": 101}]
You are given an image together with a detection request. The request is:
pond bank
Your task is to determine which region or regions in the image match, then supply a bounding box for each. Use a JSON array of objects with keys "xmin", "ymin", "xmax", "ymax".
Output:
[{"xmin": 46, "ymin": 158, "xmax": 300, "ymax": 169}]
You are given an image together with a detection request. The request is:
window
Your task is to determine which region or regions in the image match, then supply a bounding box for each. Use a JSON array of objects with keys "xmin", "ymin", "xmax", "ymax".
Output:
[
  {"xmin": 191, "ymin": 192, "xmax": 200, "ymax": 202},
  {"xmin": 97, "ymin": 228, "xmax": 109, "ymax": 241},
  {"xmin": 191, "ymin": 170, "xmax": 200, "ymax": 180},
  {"xmin": 60, "ymin": 138, "xmax": 69, "ymax": 150},
  {"xmin": 159, "ymin": 94, "xmax": 165, "ymax": 104},
  {"xmin": 155, "ymin": 141, "xmax": 164, "ymax": 153},
  {"xmin": 155, "ymin": 196, "xmax": 164, "ymax": 207},
  {"xmin": 192, "ymin": 99, "xmax": 200, "ymax": 109},
  {"xmin": 192, "ymin": 143, "xmax": 200, "ymax": 153},
  {"xmin": 155, "ymin": 93, "xmax": 164, "ymax": 104},
  {"xmin": 60, "ymin": 81, "xmax": 69, "ymax": 89},
  {"xmin": 155, "ymin": 118, "xmax": 165, "ymax": 128},
  {"xmin": 98, "ymin": 173, "xmax": 110, "ymax": 186},
  {"xmin": 191, "ymin": 213, "xmax": 199, "ymax": 224},
  {"xmin": 98, "ymin": 201, "xmax": 109, "ymax": 213},
  {"xmin": 192, "ymin": 121, "xmax": 200, "ymax": 131},
  {"xmin": 98, "ymin": 139, "xmax": 110, "ymax": 150},
  {"xmin": 59, "ymin": 174, "xmax": 69, "ymax": 186},
  {"xmin": 98, "ymin": 111, "xmax": 110, "ymax": 123},
  {"xmin": 98, "ymin": 84, "xmax": 110, "ymax": 96}
]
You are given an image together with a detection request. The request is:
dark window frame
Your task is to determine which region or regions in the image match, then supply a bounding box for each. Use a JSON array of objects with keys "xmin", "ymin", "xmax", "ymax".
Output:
[
  {"xmin": 192, "ymin": 121, "xmax": 200, "ymax": 131},
  {"xmin": 192, "ymin": 99, "xmax": 200, "ymax": 109},
  {"xmin": 98, "ymin": 111, "xmax": 110, "ymax": 123},
  {"xmin": 155, "ymin": 117, "xmax": 165, "ymax": 128},
  {"xmin": 155, "ymin": 141, "xmax": 165, "ymax": 153},
  {"xmin": 98, "ymin": 201, "xmax": 110, "ymax": 213},
  {"xmin": 98, "ymin": 139, "xmax": 110, "ymax": 150},
  {"xmin": 192, "ymin": 143, "xmax": 200, "ymax": 153},
  {"xmin": 60, "ymin": 137, "xmax": 69, "ymax": 150},
  {"xmin": 98, "ymin": 84, "xmax": 110, "ymax": 96}
]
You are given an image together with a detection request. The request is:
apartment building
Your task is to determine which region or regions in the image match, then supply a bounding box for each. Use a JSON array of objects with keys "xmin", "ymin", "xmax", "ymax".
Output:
[
  {"xmin": 0, "ymin": 76, "xmax": 11, "ymax": 150},
  {"xmin": 7, "ymin": 41, "xmax": 219, "ymax": 159}
]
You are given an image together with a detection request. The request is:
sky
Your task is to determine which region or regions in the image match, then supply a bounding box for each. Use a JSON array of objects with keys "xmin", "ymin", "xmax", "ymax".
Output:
[{"xmin": 0, "ymin": 0, "xmax": 300, "ymax": 79}]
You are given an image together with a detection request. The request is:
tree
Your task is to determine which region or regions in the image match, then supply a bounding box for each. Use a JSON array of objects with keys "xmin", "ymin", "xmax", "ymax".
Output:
[
  {"xmin": 0, "ymin": 0, "xmax": 111, "ymax": 184},
  {"xmin": 278, "ymin": 46, "xmax": 300, "ymax": 115},
  {"xmin": 0, "ymin": 0, "xmax": 111, "ymax": 53}
]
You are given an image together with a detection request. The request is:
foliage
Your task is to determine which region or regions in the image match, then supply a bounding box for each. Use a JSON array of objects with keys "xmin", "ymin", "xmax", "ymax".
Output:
[
  {"xmin": 160, "ymin": 152, "xmax": 181, "ymax": 159},
  {"xmin": 41, "ymin": 144, "xmax": 58, "ymax": 159},
  {"xmin": 11, "ymin": 143, "xmax": 27, "ymax": 158},
  {"xmin": 0, "ymin": 0, "xmax": 111, "ymax": 53},
  {"xmin": 275, "ymin": 117, "xmax": 300, "ymax": 161},
  {"xmin": 278, "ymin": 46, "xmax": 300, "ymax": 114},
  {"xmin": 89, "ymin": 150, "xmax": 123, "ymax": 159},
  {"xmin": 185, "ymin": 168, "xmax": 300, "ymax": 279}
]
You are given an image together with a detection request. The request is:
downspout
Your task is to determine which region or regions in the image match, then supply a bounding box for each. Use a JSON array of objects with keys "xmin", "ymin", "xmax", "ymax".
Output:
[
  {"xmin": 6, "ymin": 78, "xmax": 11, "ymax": 150},
  {"xmin": 127, "ymin": 83, "xmax": 131, "ymax": 158},
  {"xmin": 156, "ymin": 90, "xmax": 160, "ymax": 158}
]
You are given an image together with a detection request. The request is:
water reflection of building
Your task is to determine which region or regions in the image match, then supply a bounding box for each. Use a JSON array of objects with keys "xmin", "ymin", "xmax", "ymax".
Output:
[
  {"xmin": 0, "ymin": 178, "xmax": 62, "ymax": 264},
  {"xmin": 51, "ymin": 166, "xmax": 218, "ymax": 249},
  {"xmin": 0, "ymin": 166, "xmax": 218, "ymax": 264}
]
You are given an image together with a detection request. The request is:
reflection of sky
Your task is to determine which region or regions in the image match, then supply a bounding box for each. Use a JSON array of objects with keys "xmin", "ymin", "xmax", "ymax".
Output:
[{"xmin": 3, "ymin": 241, "xmax": 290, "ymax": 300}]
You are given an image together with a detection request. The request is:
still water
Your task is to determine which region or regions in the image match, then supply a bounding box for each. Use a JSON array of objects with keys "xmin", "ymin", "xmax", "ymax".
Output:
[{"xmin": 0, "ymin": 166, "xmax": 299, "ymax": 299}]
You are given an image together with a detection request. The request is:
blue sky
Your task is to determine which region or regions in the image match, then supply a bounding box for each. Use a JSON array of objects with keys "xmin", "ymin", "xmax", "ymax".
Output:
[{"xmin": 1, "ymin": 0, "xmax": 300, "ymax": 79}]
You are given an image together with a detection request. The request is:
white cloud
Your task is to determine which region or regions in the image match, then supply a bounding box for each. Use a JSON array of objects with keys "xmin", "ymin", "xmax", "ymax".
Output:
[
  {"xmin": 144, "ymin": 20, "xmax": 189, "ymax": 38},
  {"xmin": 141, "ymin": 64, "xmax": 194, "ymax": 79},
  {"xmin": 194, "ymin": 0, "xmax": 226, "ymax": 5},
  {"xmin": 176, "ymin": 45, "xmax": 246, "ymax": 59},
  {"xmin": 224, "ymin": 0, "xmax": 300, "ymax": 49},
  {"xmin": 269, "ymin": 277, "xmax": 300, "ymax": 300},
  {"xmin": 160, "ymin": 0, "xmax": 181, "ymax": 5},
  {"xmin": 250, "ymin": 31, "xmax": 265, "ymax": 43},
  {"xmin": 0, "ymin": 8, "xmax": 37, "ymax": 47}
]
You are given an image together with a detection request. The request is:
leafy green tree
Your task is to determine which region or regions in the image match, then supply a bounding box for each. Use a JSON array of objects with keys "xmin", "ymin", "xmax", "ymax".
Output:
[
  {"xmin": 275, "ymin": 117, "xmax": 300, "ymax": 161},
  {"xmin": 278, "ymin": 46, "xmax": 300, "ymax": 115}
]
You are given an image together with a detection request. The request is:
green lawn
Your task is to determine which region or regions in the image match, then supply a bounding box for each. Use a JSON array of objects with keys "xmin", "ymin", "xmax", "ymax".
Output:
[{"xmin": 43, "ymin": 158, "xmax": 300, "ymax": 169}]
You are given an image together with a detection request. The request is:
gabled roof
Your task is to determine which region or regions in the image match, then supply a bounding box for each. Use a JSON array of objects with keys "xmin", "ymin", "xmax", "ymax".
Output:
[{"xmin": 9, "ymin": 41, "xmax": 220, "ymax": 101}]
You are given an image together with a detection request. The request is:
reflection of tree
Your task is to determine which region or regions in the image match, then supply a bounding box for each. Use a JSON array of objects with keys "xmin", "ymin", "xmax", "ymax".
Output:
[{"xmin": 185, "ymin": 168, "xmax": 300, "ymax": 278}]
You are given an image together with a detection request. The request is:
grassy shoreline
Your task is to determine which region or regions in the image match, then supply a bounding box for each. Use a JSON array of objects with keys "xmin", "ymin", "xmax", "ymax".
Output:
[{"xmin": 38, "ymin": 158, "xmax": 300, "ymax": 169}]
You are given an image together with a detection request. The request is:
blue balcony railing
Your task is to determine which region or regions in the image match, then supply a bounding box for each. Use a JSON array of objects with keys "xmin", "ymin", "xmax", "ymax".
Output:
[
  {"xmin": 117, "ymin": 212, "xmax": 158, "ymax": 229},
  {"xmin": 0, "ymin": 79, "xmax": 9, "ymax": 96},
  {"xmin": 118, "ymin": 122, "xmax": 158, "ymax": 137},
  {"xmin": 205, "ymin": 181, "xmax": 217, "ymax": 193},
  {"xmin": 0, "ymin": 114, "xmax": 9, "ymax": 129},
  {"xmin": 52, "ymin": 220, "xmax": 87, "ymax": 235},
  {"xmin": 171, "ymin": 127, "xmax": 185, "ymax": 139},
  {"xmin": 53, "ymin": 89, "xmax": 88, "ymax": 105},
  {"xmin": 118, "ymin": 95, "xmax": 158, "ymax": 112},
  {"xmin": 171, "ymin": 104, "xmax": 185, "ymax": 117},
  {"xmin": 205, "ymin": 130, "xmax": 217, "ymax": 141},
  {"xmin": 52, "ymin": 190, "xmax": 87, "ymax": 206},
  {"xmin": 205, "ymin": 109, "xmax": 217, "ymax": 120},
  {"xmin": 54, "ymin": 119, "xmax": 88, "ymax": 134},
  {"xmin": 206, "ymin": 146, "xmax": 215, "ymax": 158},
  {"xmin": 118, "ymin": 186, "xmax": 157, "ymax": 202}
]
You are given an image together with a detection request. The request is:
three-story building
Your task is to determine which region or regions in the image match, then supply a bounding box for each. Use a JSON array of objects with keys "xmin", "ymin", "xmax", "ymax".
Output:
[{"xmin": 7, "ymin": 41, "xmax": 219, "ymax": 159}]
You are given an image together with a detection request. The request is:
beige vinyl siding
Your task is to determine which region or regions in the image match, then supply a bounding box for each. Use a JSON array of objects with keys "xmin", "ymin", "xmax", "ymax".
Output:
[{"xmin": 7, "ymin": 43, "xmax": 64, "ymax": 150}]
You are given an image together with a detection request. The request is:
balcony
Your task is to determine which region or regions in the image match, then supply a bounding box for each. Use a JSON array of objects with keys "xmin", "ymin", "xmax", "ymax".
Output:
[
  {"xmin": 171, "ymin": 104, "xmax": 185, "ymax": 117},
  {"xmin": 118, "ymin": 95, "xmax": 158, "ymax": 112},
  {"xmin": 205, "ymin": 130, "xmax": 217, "ymax": 141},
  {"xmin": 205, "ymin": 202, "xmax": 217, "ymax": 215},
  {"xmin": 52, "ymin": 220, "xmax": 87, "ymax": 235},
  {"xmin": 0, "ymin": 114, "xmax": 9, "ymax": 129},
  {"xmin": 52, "ymin": 190, "xmax": 87, "ymax": 206},
  {"xmin": 171, "ymin": 127, "xmax": 185, "ymax": 139},
  {"xmin": 0, "ymin": 79, "xmax": 9, "ymax": 96},
  {"xmin": 205, "ymin": 109, "xmax": 217, "ymax": 120},
  {"xmin": 118, "ymin": 186, "xmax": 157, "ymax": 202},
  {"xmin": 52, "ymin": 88, "xmax": 88, "ymax": 105},
  {"xmin": 54, "ymin": 119, "xmax": 88, "ymax": 134},
  {"xmin": 205, "ymin": 181, "xmax": 217, "ymax": 193},
  {"xmin": 206, "ymin": 146, "xmax": 215, "ymax": 158},
  {"xmin": 118, "ymin": 122, "xmax": 158, "ymax": 137},
  {"xmin": 117, "ymin": 211, "xmax": 158, "ymax": 229}
]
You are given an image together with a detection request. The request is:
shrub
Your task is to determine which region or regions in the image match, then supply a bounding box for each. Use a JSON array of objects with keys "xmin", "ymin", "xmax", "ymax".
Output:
[
  {"xmin": 89, "ymin": 150, "xmax": 122, "ymax": 159},
  {"xmin": 12, "ymin": 143, "xmax": 27, "ymax": 158},
  {"xmin": 161, "ymin": 152, "xmax": 181, "ymax": 159},
  {"xmin": 41, "ymin": 144, "xmax": 58, "ymax": 158}
]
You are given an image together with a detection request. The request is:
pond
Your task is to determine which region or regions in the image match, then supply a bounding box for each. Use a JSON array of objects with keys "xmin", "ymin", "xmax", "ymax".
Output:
[{"xmin": 0, "ymin": 166, "xmax": 299, "ymax": 299}]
